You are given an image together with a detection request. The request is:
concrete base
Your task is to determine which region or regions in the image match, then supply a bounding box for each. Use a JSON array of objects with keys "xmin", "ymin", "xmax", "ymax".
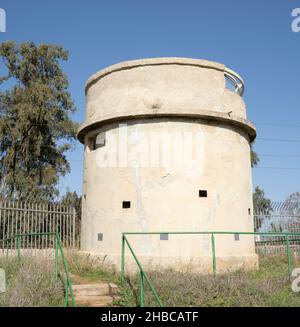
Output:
[{"xmin": 78, "ymin": 251, "xmax": 259, "ymax": 275}]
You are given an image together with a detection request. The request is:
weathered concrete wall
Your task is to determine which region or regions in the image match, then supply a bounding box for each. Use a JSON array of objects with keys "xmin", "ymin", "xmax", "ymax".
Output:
[{"xmin": 78, "ymin": 58, "xmax": 257, "ymax": 273}]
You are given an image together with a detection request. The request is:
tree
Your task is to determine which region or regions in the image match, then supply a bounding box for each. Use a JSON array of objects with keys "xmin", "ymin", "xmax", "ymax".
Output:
[
  {"xmin": 250, "ymin": 142, "xmax": 259, "ymax": 167},
  {"xmin": 253, "ymin": 186, "xmax": 272, "ymax": 213},
  {"xmin": 285, "ymin": 192, "xmax": 300, "ymax": 215},
  {"xmin": 253, "ymin": 186, "xmax": 272, "ymax": 231},
  {"xmin": 0, "ymin": 42, "xmax": 77, "ymax": 200},
  {"xmin": 286, "ymin": 192, "xmax": 300, "ymax": 203},
  {"xmin": 60, "ymin": 189, "xmax": 81, "ymax": 216},
  {"xmin": 250, "ymin": 140, "xmax": 272, "ymax": 230},
  {"xmin": 60, "ymin": 190, "xmax": 81, "ymax": 245}
]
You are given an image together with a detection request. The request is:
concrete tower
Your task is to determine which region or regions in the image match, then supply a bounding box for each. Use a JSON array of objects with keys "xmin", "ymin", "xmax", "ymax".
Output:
[{"xmin": 77, "ymin": 58, "xmax": 257, "ymax": 272}]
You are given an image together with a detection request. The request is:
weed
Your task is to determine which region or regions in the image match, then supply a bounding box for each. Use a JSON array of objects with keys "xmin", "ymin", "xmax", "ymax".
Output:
[
  {"xmin": 116, "ymin": 256, "xmax": 300, "ymax": 307},
  {"xmin": 0, "ymin": 256, "xmax": 64, "ymax": 307},
  {"xmin": 65, "ymin": 250, "xmax": 118, "ymax": 283}
]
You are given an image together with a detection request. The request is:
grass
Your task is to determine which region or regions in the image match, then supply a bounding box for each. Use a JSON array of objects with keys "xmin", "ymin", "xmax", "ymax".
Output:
[
  {"xmin": 0, "ymin": 256, "xmax": 65, "ymax": 307},
  {"xmin": 65, "ymin": 250, "xmax": 119, "ymax": 283},
  {"xmin": 0, "ymin": 250, "xmax": 119, "ymax": 307},
  {"xmin": 1, "ymin": 251, "xmax": 299, "ymax": 307},
  {"xmin": 114, "ymin": 255, "xmax": 300, "ymax": 307}
]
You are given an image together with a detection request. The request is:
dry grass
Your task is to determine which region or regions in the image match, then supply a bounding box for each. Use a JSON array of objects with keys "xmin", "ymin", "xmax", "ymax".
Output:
[
  {"xmin": 64, "ymin": 250, "xmax": 118, "ymax": 283},
  {"xmin": 0, "ymin": 250, "xmax": 118, "ymax": 307},
  {"xmin": 0, "ymin": 256, "xmax": 64, "ymax": 307},
  {"xmin": 115, "ymin": 255, "xmax": 300, "ymax": 307},
  {"xmin": 1, "ymin": 252, "xmax": 299, "ymax": 307}
]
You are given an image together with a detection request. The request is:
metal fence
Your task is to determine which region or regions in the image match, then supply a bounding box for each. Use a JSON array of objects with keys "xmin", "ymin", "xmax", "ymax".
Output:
[
  {"xmin": 254, "ymin": 201, "xmax": 300, "ymax": 233},
  {"xmin": 0, "ymin": 199, "xmax": 79, "ymax": 249},
  {"xmin": 254, "ymin": 201, "xmax": 300, "ymax": 255}
]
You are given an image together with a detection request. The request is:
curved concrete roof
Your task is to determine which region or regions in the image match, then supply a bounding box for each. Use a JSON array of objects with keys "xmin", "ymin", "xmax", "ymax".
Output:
[
  {"xmin": 79, "ymin": 58, "xmax": 254, "ymax": 143},
  {"xmin": 85, "ymin": 57, "xmax": 226, "ymax": 94}
]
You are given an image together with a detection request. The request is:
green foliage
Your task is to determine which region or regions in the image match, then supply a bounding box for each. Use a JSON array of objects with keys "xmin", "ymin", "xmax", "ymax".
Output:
[
  {"xmin": 65, "ymin": 250, "xmax": 118, "ymax": 283},
  {"xmin": 253, "ymin": 186, "xmax": 272, "ymax": 214},
  {"xmin": 253, "ymin": 186, "xmax": 272, "ymax": 230},
  {"xmin": 60, "ymin": 189, "xmax": 81, "ymax": 216},
  {"xmin": 114, "ymin": 281, "xmax": 138, "ymax": 307},
  {"xmin": 250, "ymin": 142, "xmax": 259, "ymax": 167},
  {"xmin": 250, "ymin": 142, "xmax": 272, "ymax": 230},
  {"xmin": 0, "ymin": 41, "xmax": 78, "ymax": 200}
]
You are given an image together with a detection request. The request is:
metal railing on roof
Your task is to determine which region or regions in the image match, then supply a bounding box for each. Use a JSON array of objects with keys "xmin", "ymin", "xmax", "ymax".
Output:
[{"xmin": 224, "ymin": 67, "xmax": 245, "ymax": 96}]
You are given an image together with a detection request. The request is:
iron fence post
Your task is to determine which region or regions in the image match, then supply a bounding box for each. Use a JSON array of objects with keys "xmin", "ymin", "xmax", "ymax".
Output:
[
  {"xmin": 72, "ymin": 207, "xmax": 76, "ymax": 248},
  {"xmin": 17, "ymin": 237, "xmax": 20, "ymax": 260},
  {"xmin": 5, "ymin": 239, "xmax": 8, "ymax": 257}
]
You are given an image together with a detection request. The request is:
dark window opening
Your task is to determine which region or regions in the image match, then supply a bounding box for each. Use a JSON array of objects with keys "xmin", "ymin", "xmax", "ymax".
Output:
[
  {"xmin": 98, "ymin": 233, "xmax": 103, "ymax": 241},
  {"xmin": 234, "ymin": 233, "xmax": 240, "ymax": 241},
  {"xmin": 93, "ymin": 132, "xmax": 106, "ymax": 150},
  {"xmin": 248, "ymin": 208, "xmax": 251, "ymax": 215},
  {"xmin": 199, "ymin": 190, "xmax": 208, "ymax": 198},
  {"xmin": 122, "ymin": 201, "xmax": 131, "ymax": 209}
]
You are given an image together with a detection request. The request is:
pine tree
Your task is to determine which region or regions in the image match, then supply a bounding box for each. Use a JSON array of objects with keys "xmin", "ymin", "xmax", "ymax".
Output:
[{"xmin": 0, "ymin": 41, "xmax": 77, "ymax": 200}]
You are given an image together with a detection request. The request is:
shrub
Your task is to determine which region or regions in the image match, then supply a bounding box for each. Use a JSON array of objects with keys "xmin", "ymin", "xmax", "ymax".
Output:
[{"xmin": 0, "ymin": 256, "xmax": 64, "ymax": 307}]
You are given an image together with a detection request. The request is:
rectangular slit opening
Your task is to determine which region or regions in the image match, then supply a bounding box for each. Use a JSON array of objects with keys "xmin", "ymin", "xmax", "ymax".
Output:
[
  {"xmin": 199, "ymin": 190, "xmax": 208, "ymax": 198},
  {"xmin": 122, "ymin": 201, "xmax": 131, "ymax": 209}
]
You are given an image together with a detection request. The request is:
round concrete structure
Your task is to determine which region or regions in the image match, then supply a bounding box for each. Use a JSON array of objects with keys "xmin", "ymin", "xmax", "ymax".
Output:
[{"xmin": 78, "ymin": 58, "xmax": 257, "ymax": 273}]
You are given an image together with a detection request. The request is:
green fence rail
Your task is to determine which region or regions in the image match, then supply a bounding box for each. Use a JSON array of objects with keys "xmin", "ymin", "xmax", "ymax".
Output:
[
  {"xmin": 121, "ymin": 231, "xmax": 300, "ymax": 307},
  {"xmin": 2, "ymin": 232, "xmax": 76, "ymax": 307},
  {"xmin": 121, "ymin": 234, "xmax": 163, "ymax": 307}
]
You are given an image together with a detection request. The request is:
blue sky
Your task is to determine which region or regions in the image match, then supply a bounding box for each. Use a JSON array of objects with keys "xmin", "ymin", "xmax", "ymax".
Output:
[{"xmin": 0, "ymin": 0, "xmax": 299, "ymax": 201}]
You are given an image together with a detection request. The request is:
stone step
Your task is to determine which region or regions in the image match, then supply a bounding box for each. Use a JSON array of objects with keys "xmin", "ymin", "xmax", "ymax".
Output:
[
  {"xmin": 71, "ymin": 283, "xmax": 118, "ymax": 297},
  {"xmin": 68, "ymin": 274, "xmax": 119, "ymax": 307},
  {"xmin": 74, "ymin": 295, "xmax": 117, "ymax": 307}
]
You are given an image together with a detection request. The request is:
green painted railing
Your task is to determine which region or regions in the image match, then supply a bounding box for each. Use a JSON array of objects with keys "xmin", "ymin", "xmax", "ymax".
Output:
[
  {"xmin": 121, "ymin": 231, "xmax": 300, "ymax": 307},
  {"xmin": 3, "ymin": 232, "xmax": 76, "ymax": 307},
  {"xmin": 121, "ymin": 234, "xmax": 163, "ymax": 307}
]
